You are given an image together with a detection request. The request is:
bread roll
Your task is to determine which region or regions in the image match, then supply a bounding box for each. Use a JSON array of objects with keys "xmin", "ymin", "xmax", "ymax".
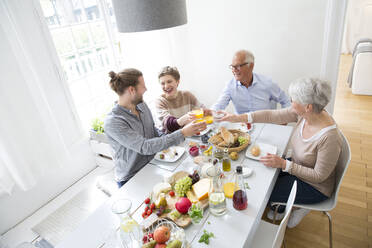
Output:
[
  {"xmin": 220, "ymin": 127, "xmax": 234, "ymax": 145},
  {"xmin": 251, "ymin": 145, "xmax": 261, "ymax": 157}
]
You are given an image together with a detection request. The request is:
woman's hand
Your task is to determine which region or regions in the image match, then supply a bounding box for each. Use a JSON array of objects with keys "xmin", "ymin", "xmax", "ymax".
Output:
[
  {"xmin": 219, "ymin": 111, "xmax": 243, "ymax": 123},
  {"xmin": 177, "ymin": 112, "xmax": 196, "ymax": 126},
  {"xmin": 260, "ymin": 153, "xmax": 286, "ymax": 169},
  {"xmin": 181, "ymin": 121, "xmax": 207, "ymax": 137}
]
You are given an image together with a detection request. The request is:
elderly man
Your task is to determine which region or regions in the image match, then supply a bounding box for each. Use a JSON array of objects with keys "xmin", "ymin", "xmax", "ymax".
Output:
[
  {"xmin": 212, "ymin": 50, "xmax": 290, "ymax": 114},
  {"xmin": 104, "ymin": 68, "xmax": 206, "ymax": 187}
]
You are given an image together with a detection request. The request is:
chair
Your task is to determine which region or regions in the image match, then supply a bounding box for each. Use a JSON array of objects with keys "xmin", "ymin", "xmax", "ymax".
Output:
[
  {"xmin": 250, "ymin": 181, "xmax": 297, "ymax": 248},
  {"xmin": 272, "ymin": 131, "xmax": 351, "ymax": 248}
]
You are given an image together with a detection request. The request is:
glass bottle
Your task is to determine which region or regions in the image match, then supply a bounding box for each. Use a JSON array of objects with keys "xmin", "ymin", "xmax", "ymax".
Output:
[
  {"xmin": 222, "ymin": 148, "xmax": 231, "ymax": 172},
  {"xmin": 206, "ymin": 166, "xmax": 227, "ymax": 216},
  {"xmin": 233, "ymin": 166, "xmax": 248, "ymax": 210},
  {"xmin": 111, "ymin": 199, "xmax": 142, "ymax": 248}
]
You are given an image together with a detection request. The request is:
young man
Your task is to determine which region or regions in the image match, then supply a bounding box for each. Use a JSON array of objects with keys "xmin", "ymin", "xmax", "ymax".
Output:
[{"xmin": 104, "ymin": 68, "xmax": 206, "ymax": 187}]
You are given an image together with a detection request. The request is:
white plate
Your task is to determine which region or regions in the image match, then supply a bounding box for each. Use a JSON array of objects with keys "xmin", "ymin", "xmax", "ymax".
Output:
[
  {"xmin": 154, "ymin": 146, "xmax": 185, "ymax": 162},
  {"xmin": 245, "ymin": 143, "xmax": 277, "ymax": 160},
  {"xmin": 194, "ymin": 125, "xmax": 212, "ymax": 136}
]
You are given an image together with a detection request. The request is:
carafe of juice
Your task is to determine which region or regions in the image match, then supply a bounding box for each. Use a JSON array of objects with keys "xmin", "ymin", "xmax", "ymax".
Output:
[
  {"xmin": 233, "ymin": 166, "xmax": 248, "ymax": 210},
  {"xmin": 222, "ymin": 148, "xmax": 231, "ymax": 172}
]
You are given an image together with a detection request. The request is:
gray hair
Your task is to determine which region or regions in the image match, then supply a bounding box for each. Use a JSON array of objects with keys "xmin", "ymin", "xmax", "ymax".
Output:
[
  {"xmin": 237, "ymin": 50, "xmax": 255, "ymax": 64},
  {"xmin": 288, "ymin": 77, "xmax": 332, "ymax": 113}
]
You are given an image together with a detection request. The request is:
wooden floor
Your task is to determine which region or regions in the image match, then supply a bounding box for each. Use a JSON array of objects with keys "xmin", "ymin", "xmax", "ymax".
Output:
[{"xmin": 282, "ymin": 55, "xmax": 372, "ymax": 248}]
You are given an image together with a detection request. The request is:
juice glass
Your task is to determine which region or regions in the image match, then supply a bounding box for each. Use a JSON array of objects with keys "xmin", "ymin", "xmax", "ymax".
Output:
[{"xmin": 192, "ymin": 108, "xmax": 204, "ymax": 119}]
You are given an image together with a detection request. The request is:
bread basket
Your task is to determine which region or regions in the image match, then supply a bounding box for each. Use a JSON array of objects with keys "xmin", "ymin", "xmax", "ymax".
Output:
[{"xmin": 208, "ymin": 129, "xmax": 251, "ymax": 153}]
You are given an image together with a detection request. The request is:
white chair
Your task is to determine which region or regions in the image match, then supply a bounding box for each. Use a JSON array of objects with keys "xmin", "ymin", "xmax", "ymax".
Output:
[
  {"xmin": 250, "ymin": 181, "xmax": 297, "ymax": 248},
  {"xmin": 271, "ymin": 131, "xmax": 351, "ymax": 248}
]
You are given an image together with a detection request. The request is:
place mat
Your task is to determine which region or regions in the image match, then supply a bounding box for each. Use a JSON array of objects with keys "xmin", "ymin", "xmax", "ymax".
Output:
[
  {"xmin": 32, "ymin": 186, "xmax": 108, "ymax": 246},
  {"xmin": 149, "ymin": 151, "xmax": 187, "ymax": 172}
]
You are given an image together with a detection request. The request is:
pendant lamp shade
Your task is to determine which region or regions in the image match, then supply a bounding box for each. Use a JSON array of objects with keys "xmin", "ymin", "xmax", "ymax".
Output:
[{"xmin": 111, "ymin": 0, "xmax": 187, "ymax": 33}]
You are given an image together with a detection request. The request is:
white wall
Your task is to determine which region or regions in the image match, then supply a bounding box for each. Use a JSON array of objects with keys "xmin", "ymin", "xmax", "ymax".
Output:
[
  {"xmin": 119, "ymin": 0, "xmax": 345, "ymax": 115},
  {"xmin": 0, "ymin": 0, "xmax": 96, "ymax": 234},
  {"xmin": 183, "ymin": 0, "xmax": 327, "ymax": 107}
]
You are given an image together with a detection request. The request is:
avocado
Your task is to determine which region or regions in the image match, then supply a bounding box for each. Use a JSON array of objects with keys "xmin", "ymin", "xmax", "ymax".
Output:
[{"xmin": 166, "ymin": 239, "xmax": 182, "ymax": 248}]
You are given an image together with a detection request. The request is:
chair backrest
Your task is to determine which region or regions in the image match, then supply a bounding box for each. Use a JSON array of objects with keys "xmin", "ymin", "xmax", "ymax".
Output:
[
  {"xmin": 330, "ymin": 131, "xmax": 351, "ymax": 208},
  {"xmin": 272, "ymin": 181, "xmax": 297, "ymax": 248}
]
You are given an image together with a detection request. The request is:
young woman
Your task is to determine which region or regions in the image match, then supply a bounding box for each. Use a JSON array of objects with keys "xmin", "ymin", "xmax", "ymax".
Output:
[{"xmin": 155, "ymin": 66, "xmax": 211, "ymax": 133}]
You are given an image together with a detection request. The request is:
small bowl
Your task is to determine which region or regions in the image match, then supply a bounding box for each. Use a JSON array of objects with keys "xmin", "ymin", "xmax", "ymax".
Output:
[{"xmin": 188, "ymin": 204, "xmax": 204, "ymax": 225}]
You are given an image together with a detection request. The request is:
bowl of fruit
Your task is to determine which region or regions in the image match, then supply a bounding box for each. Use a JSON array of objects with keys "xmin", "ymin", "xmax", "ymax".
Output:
[{"xmin": 142, "ymin": 218, "xmax": 186, "ymax": 248}]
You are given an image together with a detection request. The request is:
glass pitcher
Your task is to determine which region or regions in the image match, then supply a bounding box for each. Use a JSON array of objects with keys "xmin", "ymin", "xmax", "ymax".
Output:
[
  {"xmin": 111, "ymin": 199, "xmax": 142, "ymax": 248},
  {"xmin": 206, "ymin": 166, "xmax": 227, "ymax": 216}
]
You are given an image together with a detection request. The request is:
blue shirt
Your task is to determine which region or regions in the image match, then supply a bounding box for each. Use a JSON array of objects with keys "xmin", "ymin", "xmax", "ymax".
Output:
[{"xmin": 212, "ymin": 73, "xmax": 291, "ymax": 114}]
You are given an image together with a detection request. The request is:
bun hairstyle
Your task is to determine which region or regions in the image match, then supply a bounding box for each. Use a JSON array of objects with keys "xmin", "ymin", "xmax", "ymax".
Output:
[
  {"xmin": 289, "ymin": 77, "xmax": 332, "ymax": 113},
  {"xmin": 158, "ymin": 66, "xmax": 180, "ymax": 81},
  {"xmin": 108, "ymin": 68, "xmax": 143, "ymax": 96}
]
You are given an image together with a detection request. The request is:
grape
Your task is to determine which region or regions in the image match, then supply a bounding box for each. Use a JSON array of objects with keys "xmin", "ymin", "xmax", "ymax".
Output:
[{"xmin": 174, "ymin": 176, "xmax": 192, "ymax": 197}]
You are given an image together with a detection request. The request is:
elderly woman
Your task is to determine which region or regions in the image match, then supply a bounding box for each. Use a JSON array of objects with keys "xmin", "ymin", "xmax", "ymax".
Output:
[
  {"xmin": 155, "ymin": 66, "xmax": 211, "ymax": 133},
  {"xmin": 220, "ymin": 77, "xmax": 342, "ymax": 228}
]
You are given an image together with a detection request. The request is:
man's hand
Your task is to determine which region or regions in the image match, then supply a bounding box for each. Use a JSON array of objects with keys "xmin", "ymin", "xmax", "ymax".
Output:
[
  {"xmin": 181, "ymin": 120, "xmax": 207, "ymax": 137},
  {"xmin": 259, "ymin": 153, "xmax": 286, "ymax": 169},
  {"xmin": 203, "ymin": 108, "xmax": 213, "ymax": 116},
  {"xmin": 177, "ymin": 112, "xmax": 197, "ymax": 126}
]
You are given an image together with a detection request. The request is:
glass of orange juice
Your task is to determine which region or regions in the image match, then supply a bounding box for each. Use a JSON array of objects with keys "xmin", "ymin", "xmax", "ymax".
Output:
[{"xmin": 191, "ymin": 108, "xmax": 204, "ymax": 119}]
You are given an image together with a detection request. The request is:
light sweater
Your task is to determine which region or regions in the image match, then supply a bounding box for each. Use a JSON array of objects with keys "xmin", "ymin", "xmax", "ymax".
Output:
[
  {"xmin": 155, "ymin": 90, "xmax": 204, "ymax": 132},
  {"xmin": 251, "ymin": 108, "xmax": 342, "ymax": 197}
]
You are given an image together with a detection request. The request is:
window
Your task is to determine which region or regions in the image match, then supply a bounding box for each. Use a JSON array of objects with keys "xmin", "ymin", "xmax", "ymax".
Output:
[{"xmin": 39, "ymin": 0, "xmax": 122, "ymax": 130}]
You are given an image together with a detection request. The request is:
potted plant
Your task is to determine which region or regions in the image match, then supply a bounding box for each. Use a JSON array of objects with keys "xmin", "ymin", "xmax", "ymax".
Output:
[{"xmin": 90, "ymin": 117, "xmax": 109, "ymax": 143}]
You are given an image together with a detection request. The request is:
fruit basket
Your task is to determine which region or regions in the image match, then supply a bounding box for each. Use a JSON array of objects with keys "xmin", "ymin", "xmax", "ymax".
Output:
[
  {"xmin": 143, "ymin": 218, "xmax": 188, "ymax": 248},
  {"xmin": 208, "ymin": 129, "xmax": 251, "ymax": 153}
]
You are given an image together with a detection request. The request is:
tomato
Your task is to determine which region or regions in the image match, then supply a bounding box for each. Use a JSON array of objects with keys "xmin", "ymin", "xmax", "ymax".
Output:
[
  {"xmin": 142, "ymin": 212, "xmax": 147, "ymax": 218},
  {"xmin": 147, "ymin": 209, "xmax": 152, "ymax": 215},
  {"xmin": 150, "ymin": 203, "xmax": 155, "ymax": 210},
  {"xmin": 169, "ymin": 191, "xmax": 175, "ymax": 197},
  {"xmin": 144, "ymin": 198, "xmax": 151, "ymax": 204},
  {"xmin": 246, "ymin": 123, "xmax": 252, "ymax": 130},
  {"xmin": 144, "ymin": 206, "xmax": 149, "ymax": 212}
]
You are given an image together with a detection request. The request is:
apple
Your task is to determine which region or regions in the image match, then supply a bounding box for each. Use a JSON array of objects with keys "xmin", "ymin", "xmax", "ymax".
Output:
[
  {"xmin": 154, "ymin": 225, "xmax": 170, "ymax": 244},
  {"xmin": 175, "ymin": 197, "xmax": 192, "ymax": 214}
]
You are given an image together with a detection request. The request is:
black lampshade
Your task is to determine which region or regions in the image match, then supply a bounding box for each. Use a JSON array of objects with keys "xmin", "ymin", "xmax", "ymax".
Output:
[{"xmin": 111, "ymin": 0, "xmax": 187, "ymax": 33}]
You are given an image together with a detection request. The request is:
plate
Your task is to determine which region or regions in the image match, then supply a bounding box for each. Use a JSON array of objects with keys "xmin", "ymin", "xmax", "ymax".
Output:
[
  {"xmin": 194, "ymin": 125, "xmax": 212, "ymax": 136},
  {"xmin": 245, "ymin": 143, "xmax": 277, "ymax": 160},
  {"xmin": 155, "ymin": 146, "xmax": 185, "ymax": 162}
]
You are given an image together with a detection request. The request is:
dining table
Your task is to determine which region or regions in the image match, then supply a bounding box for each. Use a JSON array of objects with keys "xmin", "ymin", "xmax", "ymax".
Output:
[{"xmin": 55, "ymin": 122, "xmax": 294, "ymax": 248}]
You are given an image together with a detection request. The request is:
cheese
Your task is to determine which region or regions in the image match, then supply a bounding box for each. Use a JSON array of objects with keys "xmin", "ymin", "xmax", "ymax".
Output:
[
  {"xmin": 192, "ymin": 178, "xmax": 211, "ymax": 201},
  {"xmin": 186, "ymin": 190, "xmax": 198, "ymax": 204}
]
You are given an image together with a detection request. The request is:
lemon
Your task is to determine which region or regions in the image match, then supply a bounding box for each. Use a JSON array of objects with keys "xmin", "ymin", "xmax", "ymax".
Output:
[
  {"xmin": 209, "ymin": 192, "xmax": 225, "ymax": 205},
  {"xmin": 120, "ymin": 218, "xmax": 138, "ymax": 232}
]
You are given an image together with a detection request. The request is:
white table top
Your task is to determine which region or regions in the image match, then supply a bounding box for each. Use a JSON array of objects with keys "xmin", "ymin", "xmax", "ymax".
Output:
[{"xmin": 56, "ymin": 123, "xmax": 293, "ymax": 248}]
